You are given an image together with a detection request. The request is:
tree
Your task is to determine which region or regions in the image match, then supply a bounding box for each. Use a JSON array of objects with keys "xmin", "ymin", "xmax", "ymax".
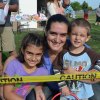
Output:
[
  {"xmin": 88, "ymin": 6, "xmax": 92, "ymax": 11},
  {"xmin": 71, "ymin": 1, "xmax": 82, "ymax": 11},
  {"xmin": 82, "ymin": 1, "xmax": 88, "ymax": 10}
]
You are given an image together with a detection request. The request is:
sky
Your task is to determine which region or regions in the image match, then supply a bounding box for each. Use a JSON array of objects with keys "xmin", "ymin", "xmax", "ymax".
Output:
[{"xmin": 71, "ymin": 0, "xmax": 100, "ymax": 9}]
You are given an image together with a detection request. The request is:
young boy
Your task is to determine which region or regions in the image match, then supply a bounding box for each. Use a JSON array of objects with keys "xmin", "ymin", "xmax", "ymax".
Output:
[{"xmin": 53, "ymin": 18, "xmax": 100, "ymax": 100}]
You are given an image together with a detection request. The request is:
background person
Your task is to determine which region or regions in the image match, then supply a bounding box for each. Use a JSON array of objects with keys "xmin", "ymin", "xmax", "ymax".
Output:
[
  {"xmin": 0, "ymin": 0, "xmax": 18, "ymax": 99},
  {"xmin": 0, "ymin": 0, "xmax": 18, "ymax": 75},
  {"xmin": 46, "ymin": 0, "xmax": 64, "ymax": 17},
  {"xmin": 83, "ymin": 6, "xmax": 88, "ymax": 20},
  {"xmin": 62, "ymin": 0, "xmax": 76, "ymax": 18},
  {"xmin": 95, "ymin": 4, "xmax": 100, "ymax": 25}
]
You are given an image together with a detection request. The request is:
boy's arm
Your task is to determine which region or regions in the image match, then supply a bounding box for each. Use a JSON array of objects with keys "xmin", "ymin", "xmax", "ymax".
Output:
[
  {"xmin": 63, "ymin": 67, "xmax": 100, "ymax": 84},
  {"xmin": 54, "ymin": 69, "xmax": 70, "ymax": 95}
]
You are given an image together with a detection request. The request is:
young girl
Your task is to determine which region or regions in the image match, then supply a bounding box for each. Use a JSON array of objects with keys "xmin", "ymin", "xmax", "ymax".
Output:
[{"xmin": 3, "ymin": 33, "xmax": 48, "ymax": 100}]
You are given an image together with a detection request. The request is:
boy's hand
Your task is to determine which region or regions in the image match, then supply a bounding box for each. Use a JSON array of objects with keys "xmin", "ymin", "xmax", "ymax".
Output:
[
  {"xmin": 35, "ymin": 90, "xmax": 46, "ymax": 100},
  {"xmin": 61, "ymin": 86, "xmax": 70, "ymax": 96},
  {"xmin": 64, "ymin": 67, "xmax": 77, "ymax": 74}
]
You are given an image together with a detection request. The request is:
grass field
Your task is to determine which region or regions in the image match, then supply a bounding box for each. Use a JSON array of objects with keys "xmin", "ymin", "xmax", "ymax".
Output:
[
  {"xmin": 14, "ymin": 11, "xmax": 100, "ymax": 53},
  {"xmin": 2, "ymin": 11, "xmax": 100, "ymax": 61},
  {"xmin": 76, "ymin": 11, "xmax": 100, "ymax": 53}
]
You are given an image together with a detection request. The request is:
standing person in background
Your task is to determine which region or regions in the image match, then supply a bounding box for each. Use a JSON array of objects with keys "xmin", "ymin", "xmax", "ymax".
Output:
[
  {"xmin": 95, "ymin": 4, "xmax": 100, "ymax": 25},
  {"xmin": 0, "ymin": 0, "xmax": 18, "ymax": 75},
  {"xmin": 83, "ymin": 6, "xmax": 88, "ymax": 20},
  {"xmin": 47, "ymin": 0, "xmax": 64, "ymax": 17},
  {"xmin": 62, "ymin": 0, "xmax": 76, "ymax": 18},
  {"xmin": 0, "ymin": 0, "xmax": 18, "ymax": 99}
]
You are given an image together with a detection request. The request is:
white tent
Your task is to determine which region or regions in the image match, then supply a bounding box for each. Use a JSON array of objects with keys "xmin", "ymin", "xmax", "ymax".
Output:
[{"xmin": 19, "ymin": 0, "xmax": 37, "ymax": 28}]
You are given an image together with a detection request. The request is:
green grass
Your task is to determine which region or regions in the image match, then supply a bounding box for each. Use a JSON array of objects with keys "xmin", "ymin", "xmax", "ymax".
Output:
[
  {"xmin": 14, "ymin": 11, "xmax": 99, "ymax": 53},
  {"xmin": 2, "ymin": 12, "xmax": 100, "ymax": 62},
  {"xmin": 15, "ymin": 25, "xmax": 100, "ymax": 54},
  {"xmin": 87, "ymin": 24, "xmax": 100, "ymax": 53},
  {"xmin": 14, "ymin": 25, "xmax": 100, "ymax": 54},
  {"xmin": 14, "ymin": 30, "xmax": 44, "ymax": 52}
]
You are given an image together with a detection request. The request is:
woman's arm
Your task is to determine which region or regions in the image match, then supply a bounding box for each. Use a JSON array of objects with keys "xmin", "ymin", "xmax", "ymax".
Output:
[{"xmin": 3, "ymin": 84, "xmax": 24, "ymax": 100}]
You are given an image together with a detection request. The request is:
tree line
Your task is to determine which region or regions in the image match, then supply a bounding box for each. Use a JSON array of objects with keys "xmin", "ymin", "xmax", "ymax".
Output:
[{"xmin": 71, "ymin": 1, "xmax": 93, "ymax": 11}]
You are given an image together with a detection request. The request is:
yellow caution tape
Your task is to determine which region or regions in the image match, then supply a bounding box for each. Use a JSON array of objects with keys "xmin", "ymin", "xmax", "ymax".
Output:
[{"xmin": 0, "ymin": 72, "xmax": 100, "ymax": 84}]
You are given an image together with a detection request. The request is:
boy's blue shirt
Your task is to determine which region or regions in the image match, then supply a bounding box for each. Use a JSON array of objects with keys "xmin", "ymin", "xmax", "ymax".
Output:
[{"xmin": 63, "ymin": 50, "xmax": 94, "ymax": 99}]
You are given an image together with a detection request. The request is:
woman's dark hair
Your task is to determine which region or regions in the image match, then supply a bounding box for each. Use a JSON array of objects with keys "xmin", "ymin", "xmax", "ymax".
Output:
[
  {"xmin": 17, "ymin": 33, "xmax": 44, "ymax": 67},
  {"xmin": 45, "ymin": 14, "xmax": 70, "ymax": 32},
  {"xmin": 45, "ymin": 14, "xmax": 70, "ymax": 49}
]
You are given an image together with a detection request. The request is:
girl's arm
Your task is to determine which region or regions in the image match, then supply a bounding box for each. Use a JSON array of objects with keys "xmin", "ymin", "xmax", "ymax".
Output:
[
  {"xmin": 3, "ymin": 84, "xmax": 24, "ymax": 100},
  {"xmin": 34, "ymin": 85, "xmax": 46, "ymax": 100}
]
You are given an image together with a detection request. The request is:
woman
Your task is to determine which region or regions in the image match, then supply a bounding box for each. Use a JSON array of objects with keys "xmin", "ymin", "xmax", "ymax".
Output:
[
  {"xmin": 26, "ymin": 14, "xmax": 70, "ymax": 100},
  {"xmin": 47, "ymin": 0, "xmax": 64, "ymax": 16}
]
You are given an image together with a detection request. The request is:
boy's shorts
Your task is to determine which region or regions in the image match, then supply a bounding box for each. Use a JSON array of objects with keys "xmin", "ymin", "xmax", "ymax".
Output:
[{"xmin": 0, "ymin": 26, "xmax": 16, "ymax": 52}]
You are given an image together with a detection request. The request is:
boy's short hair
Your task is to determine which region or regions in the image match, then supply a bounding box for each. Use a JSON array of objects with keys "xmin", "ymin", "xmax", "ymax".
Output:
[{"xmin": 70, "ymin": 18, "xmax": 91, "ymax": 36}]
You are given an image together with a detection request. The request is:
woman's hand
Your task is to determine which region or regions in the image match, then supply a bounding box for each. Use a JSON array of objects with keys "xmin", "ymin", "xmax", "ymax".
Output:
[
  {"xmin": 61, "ymin": 86, "xmax": 70, "ymax": 96},
  {"xmin": 35, "ymin": 86, "xmax": 46, "ymax": 100},
  {"xmin": 35, "ymin": 90, "xmax": 46, "ymax": 100}
]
